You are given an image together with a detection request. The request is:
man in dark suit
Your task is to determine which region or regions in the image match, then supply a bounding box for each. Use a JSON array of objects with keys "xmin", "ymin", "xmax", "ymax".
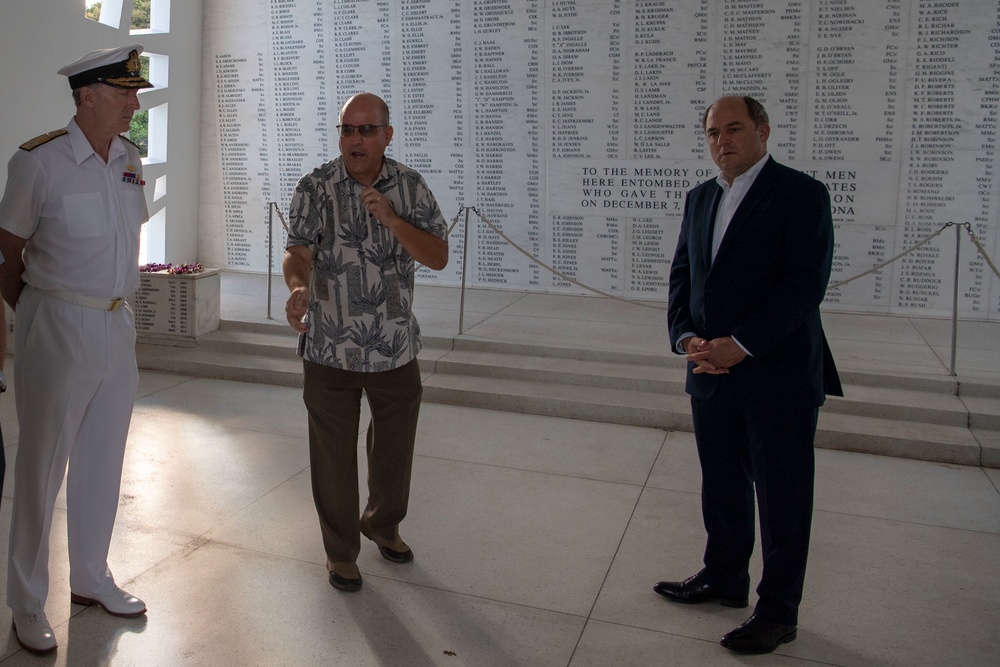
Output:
[{"xmin": 657, "ymin": 95, "xmax": 842, "ymax": 654}]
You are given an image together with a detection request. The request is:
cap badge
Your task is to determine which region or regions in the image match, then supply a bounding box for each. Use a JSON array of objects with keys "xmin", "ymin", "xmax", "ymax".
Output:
[{"xmin": 126, "ymin": 50, "xmax": 142, "ymax": 76}]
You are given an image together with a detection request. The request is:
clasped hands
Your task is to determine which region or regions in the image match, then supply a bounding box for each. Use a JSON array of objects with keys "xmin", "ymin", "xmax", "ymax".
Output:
[{"xmin": 683, "ymin": 336, "xmax": 747, "ymax": 375}]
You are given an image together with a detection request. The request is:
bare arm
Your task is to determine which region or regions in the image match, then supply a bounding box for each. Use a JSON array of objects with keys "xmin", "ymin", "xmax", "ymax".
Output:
[
  {"xmin": 282, "ymin": 244, "xmax": 313, "ymax": 334},
  {"xmin": 0, "ymin": 229, "xmax": 27, "ymax": 312}
]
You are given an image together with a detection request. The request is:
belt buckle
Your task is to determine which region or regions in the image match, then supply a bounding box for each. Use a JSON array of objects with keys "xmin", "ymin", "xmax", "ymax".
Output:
[{"xmin": 108, "ymin": 297, "xmax": 124, "ymax": 312}]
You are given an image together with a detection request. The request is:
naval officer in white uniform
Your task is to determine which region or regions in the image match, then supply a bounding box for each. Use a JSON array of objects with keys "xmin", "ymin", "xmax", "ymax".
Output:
[{"xmin": 0, "ymin": 44, "xmax": 153, "ymax": 655}]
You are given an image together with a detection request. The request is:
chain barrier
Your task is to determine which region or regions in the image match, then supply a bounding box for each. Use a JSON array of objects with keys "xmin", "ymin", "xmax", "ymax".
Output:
[
  {"xmin": 452, "ymin": 205, "xmax": 664, "ymax": 310},
  {"xmin": 827, "ymin": 223, "xmax": 950, "ymax": 290},
  {"xmin": 265, "ymin": 202, "xmax": 284, "ymax": 319},
  {"xmin": 267, "ymin": 202, "xmax": 1000, "ymax": 320},
  {"xmin": 961, "ymin": 222, "xmax": 1000, "ymax": 281},
  {"xmin": 446, "ymin": 207, "xmax": 465, "ymax": 237},
  {"xmin": 828, "ymin": 221, "xmax": 1000, "ymax": 290},
  {"xmin": 265, "ymin": 201, "xmax": 997, "ymax": 375},
  {"xmin": 272, "ymin": 204, "xmax": 290, "ymax": 234},
  {"xmin": 447, "ymin": 209, "xmax": 1000, "ymax": 306}
]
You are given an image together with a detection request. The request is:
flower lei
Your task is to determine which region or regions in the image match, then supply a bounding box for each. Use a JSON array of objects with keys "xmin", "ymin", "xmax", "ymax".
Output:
[{"xmin": 139, "ymin": 262, "xmax": 205, "ymax": 275}]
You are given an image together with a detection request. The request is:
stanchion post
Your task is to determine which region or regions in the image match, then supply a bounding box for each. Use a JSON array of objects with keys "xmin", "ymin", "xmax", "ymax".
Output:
[
  {"xmin": 459, "ymin": 206, "xmax": 471, "ymax": 335},
  {"xmin": 950, "ymin": 222, "xmax": 960, "ymax": 377},
  {"xmin": 267, "ymin": 202, "xmax": 274, "ymax": 320}
]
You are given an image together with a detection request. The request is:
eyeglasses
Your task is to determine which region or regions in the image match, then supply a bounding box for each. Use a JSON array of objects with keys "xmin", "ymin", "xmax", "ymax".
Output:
[{"xmin": 336, "ymin": 124, "xmax": 387, "ymax": 137}]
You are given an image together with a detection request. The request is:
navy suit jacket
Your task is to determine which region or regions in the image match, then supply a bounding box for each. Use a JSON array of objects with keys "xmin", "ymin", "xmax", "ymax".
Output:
[{"xmin": 667, "ymin": 157, "xmax": 842, "ymax": 409}]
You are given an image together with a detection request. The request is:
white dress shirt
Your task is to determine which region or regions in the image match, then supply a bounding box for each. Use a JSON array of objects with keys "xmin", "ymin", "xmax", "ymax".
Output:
[
  {"xmin": 675, "ymin": 154, "xmax": 770, "ymax": 355},
  {"xmin": 711, "ymin": 153, "xmax": 770, "ymax": 261}
]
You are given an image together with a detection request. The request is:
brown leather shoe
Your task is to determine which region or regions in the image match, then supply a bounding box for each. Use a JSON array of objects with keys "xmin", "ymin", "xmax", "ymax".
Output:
[
  {"xmin": 721, "ymin": 613, "xmax": 797, "ymax": 654},
  {"xmin": 360, "ymin": 522, "xmax": 414, "ymax": 564},
  {"xmin": 329, "ymin": 571, "xmax": 362, "ymax": 592},
  {"xmin": 376, "ymin": 544, "xmax": 413, "ymax": 564},
  {"xmin": 653, "ymin": 569, "xmax": 748, "ymax": 608},
  {"xmin": 329, "ymin": 562, "xmax": 362, "ymax": 592}
]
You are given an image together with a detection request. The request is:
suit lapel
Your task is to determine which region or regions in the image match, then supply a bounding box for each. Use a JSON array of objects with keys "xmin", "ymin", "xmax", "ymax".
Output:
[{"xmin": 701, "ymin": 185, "xmax": 723, "ymax": 271}]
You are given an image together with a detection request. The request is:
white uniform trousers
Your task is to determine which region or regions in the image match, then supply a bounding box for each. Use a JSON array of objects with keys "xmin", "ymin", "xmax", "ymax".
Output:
[{"xmin": 7, "ymin": 285, "xmax": 138, "ymax": 614}]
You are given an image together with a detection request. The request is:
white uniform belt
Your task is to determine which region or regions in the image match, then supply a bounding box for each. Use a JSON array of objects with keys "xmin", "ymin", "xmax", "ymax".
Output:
[{"xmin": 42, "ymin": 289, "xmax": 126, "ymax": 311}]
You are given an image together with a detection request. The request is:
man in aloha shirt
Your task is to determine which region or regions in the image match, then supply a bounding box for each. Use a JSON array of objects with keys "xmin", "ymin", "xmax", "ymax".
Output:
[{"xmin": 282, "ymin": 92, "xmax": 448, "ymax": 592}]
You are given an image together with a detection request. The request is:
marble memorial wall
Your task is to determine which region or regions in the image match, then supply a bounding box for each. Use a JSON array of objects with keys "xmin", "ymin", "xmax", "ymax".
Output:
[{"xmin": 202, "ymin": 0, "xmax": 1000, "ymax": 320}]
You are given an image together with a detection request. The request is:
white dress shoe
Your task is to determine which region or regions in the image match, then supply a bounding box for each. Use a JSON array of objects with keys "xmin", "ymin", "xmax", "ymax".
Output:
[
  {"xmin": 71, "ymin": 586, "xmax": 147, "ymax": 618},
  {"xmin": 12, "ymin": 612, "xmax": 57, "ymax": 654}
]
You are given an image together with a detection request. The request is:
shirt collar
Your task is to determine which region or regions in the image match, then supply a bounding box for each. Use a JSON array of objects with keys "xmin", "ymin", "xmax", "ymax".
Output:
[
  {"xmin": 66, "ymin": 117, "xmax": 128, "ymax": 166},
  {"xmin": 715, "ymin": 152, "xmax": 770, "ymax": 192},
  {"xmin": 333, "ymin": 155, "xmax": 394, "ymax": 187}
]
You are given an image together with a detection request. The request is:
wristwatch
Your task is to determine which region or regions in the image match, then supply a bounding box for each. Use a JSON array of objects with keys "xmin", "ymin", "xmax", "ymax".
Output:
[{"xmin": 0, "ymin": 370, "xmax": 6, "ymax": 393}]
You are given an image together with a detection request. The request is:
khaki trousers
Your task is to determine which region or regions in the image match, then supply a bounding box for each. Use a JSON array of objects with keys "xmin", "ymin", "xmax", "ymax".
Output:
[{"xmin": 302, "ymin": 358, "xmax": 422, "ymax": 566}]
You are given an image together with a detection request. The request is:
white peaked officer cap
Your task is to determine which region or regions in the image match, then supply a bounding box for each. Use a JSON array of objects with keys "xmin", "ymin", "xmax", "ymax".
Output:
[{"xmin": 58, "ymin": 44, "xmax": 153, "ymax": 90}]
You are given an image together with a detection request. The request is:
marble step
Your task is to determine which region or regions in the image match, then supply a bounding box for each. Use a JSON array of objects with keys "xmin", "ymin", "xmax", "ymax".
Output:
[
  {"xmin": 134, "ymin": 320, "xmax": 999, "ymax": 466},
  {"xmin": 431, "ymin": 347, "xmax": 974, "ymax": 429},
  {"xmin": 422, "ymin": 372, "xmax": 986, "ymax": 466},
  {"xmin": 422, "ymin": 371, "xmax": 694, "ymax": 432},
  {"xmin": 135, "ymin": 342, "xmax": 304, "ymax": 387},
  {"xmin": 816, "ymin": 412, "xmax": 987, "ymax": 466},
  {"xmin": 140, "ymin": 330, "xmax": 975, "ymax": 432}
]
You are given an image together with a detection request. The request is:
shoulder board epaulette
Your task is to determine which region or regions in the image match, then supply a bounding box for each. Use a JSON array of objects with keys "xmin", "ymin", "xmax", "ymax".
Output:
[
  {"xmin": 120, "ymin": 135, "xmax": 140, "ymax": 150},
  {"xmin": 19, "ymin": 129, "xmax": 68, "ymax": 151}
]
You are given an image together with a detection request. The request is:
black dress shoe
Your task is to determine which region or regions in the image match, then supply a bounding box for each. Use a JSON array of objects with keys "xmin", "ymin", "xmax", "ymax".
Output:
[
  {"xmin": 329, "ymin": 571, "xmax": 362, "ymax": 592},
  {"xmin": 721, "ymin": 613, "xmax": 797, "ymax": 654},
  {"xmin": 653, "ymin": 570, "xmax": 748, "ymax": 608}
]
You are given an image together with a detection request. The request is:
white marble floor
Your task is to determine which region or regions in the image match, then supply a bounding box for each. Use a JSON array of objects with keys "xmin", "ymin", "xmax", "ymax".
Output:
[
  {"xmin": 0, "ymin": 275, "xmax": 996, "ymax": 665},
  {"xmin": 0, "ymin": 372, "xmax": 997, "ymax": 665}
]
